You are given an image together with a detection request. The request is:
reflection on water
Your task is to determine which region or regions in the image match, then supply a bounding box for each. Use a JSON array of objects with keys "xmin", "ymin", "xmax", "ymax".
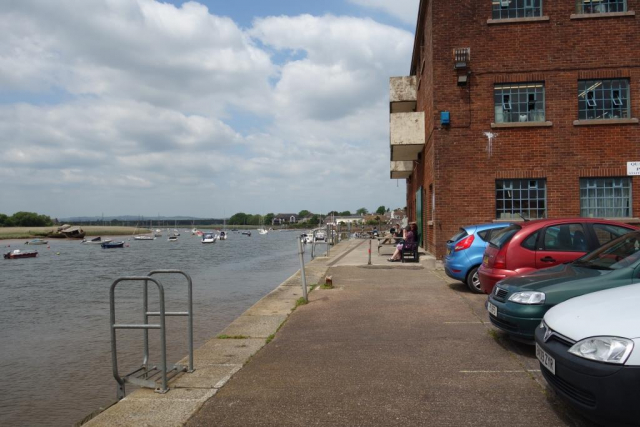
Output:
[{"xmin": 0, "ymin": 231, "xmax": 312, "ymax": 426}]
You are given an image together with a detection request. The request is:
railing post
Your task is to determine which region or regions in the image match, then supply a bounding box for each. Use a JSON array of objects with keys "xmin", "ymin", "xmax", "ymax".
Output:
[
  {"xmin": 368, "ymin": 239, "xmax": 372, "ymax": 265},
  {"xmin": 297, "ymin": 239, "xmax": 308, "ymax": 302}
]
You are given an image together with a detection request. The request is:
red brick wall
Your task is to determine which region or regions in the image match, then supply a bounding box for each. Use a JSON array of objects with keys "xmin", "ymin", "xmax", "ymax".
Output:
[{"xmin": 409, "ymin": 0, "xmax": 640, "ymax": 258}]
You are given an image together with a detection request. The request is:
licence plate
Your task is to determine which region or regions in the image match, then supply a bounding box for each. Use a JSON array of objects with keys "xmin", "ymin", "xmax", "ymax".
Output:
[
  {"xmin": 536, "ymin": 343, "xmax": 556, "ymax": 375},
  {"xmin": 487, "ymin": 302, "xmax": 498, "ymax": 317},
  {"xmin": 447, "ymin": 248, "xmax": 452, "ymax": 255},
  {"xmin": 483, "ymin": 255, "xmax": 489, "ymax": 266}
]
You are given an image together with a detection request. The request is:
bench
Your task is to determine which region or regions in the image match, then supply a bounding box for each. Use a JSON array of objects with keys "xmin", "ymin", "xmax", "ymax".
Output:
[{"xmin": 400, "ymin": 238, "xmax": 420, "ymax": 263}]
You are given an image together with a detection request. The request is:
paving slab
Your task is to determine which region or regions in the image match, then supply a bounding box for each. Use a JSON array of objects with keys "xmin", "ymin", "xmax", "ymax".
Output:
[
  {"xmin": 219, "ymin": 314, "xmax": 289, "ymax": 338},
  {"xmin": 84, "ymin": 389, "xmax": 216, "ymax": 427}
]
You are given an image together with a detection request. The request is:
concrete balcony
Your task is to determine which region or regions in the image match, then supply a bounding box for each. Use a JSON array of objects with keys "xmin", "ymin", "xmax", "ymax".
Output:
[
  {"xmin": 390, "ymin": 112, "xmax": 425, "ymax": 161},
  {"xmin": 390, "ymin": 76, "xmax": 417, "ymax": 113},
  {"xmin": 390, "ymin": 161, "xmax": 413, "ymax": 179}
]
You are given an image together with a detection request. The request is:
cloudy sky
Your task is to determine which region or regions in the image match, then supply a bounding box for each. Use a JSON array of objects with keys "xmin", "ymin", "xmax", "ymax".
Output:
[{"xmin": 0, "ymin": 0, "xmax": 417, "ymax": 219}]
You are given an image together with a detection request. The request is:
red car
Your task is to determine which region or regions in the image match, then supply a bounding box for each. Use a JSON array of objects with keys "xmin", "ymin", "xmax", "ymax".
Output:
[{"xmin": 478, "ymin": 218, "xmax": 638, "ymax": 294}]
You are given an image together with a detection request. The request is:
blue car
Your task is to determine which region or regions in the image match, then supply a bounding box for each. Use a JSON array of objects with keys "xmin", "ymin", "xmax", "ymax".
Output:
[{"xmin": 444, "ymin": 223, "xmax": 511, "ymax": 293}]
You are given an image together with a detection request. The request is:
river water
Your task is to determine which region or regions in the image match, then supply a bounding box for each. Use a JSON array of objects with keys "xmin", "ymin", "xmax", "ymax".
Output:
[{"xmin": 0, "ymin": 230, "xmax": 315, "ymax": 426}]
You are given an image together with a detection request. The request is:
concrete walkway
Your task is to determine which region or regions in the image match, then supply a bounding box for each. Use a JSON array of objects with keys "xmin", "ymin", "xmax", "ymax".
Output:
[{"xmin": 186, "ymin": 243, "xmax": 592, "ymax": 426}]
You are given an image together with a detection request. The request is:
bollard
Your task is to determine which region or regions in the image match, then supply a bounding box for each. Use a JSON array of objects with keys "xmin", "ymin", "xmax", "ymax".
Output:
[
  {"xmin": 368, "ymin": 239, "xmax": 372, "ymax": 265},
  {"xmin": 297, "ymin": 238, "xmax": 308, "ymax": 302}
]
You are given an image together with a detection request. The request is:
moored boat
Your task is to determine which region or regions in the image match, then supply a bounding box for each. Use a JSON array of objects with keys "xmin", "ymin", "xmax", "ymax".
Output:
[
  {"xmin": 219, "ymin": 231, "xmax": 228, "ymax": 240},
  {"xmin": 82, "ymin": 236, "xmax": 112, "ymax": 244},
  {"xmin": 168, "ymin": 235, "xmax": 178, "ymax": 242},
  {"xmin": 134, "ymin": 235, "xmax": 155, "ymax": 241},
  {"xmin": 101, "ymin": 241, "xmax": 124, "ymax": 249},
  {"xmin": 25, "ymin": 239, "xmax": 48, "ymax": 245},
  {"xmin": 241, "ymin": 231, "xmax": 251, "ymax": 236},
  {"xmin": 4, "ymin": 249, "xmax": 38, "ymax": 259},
  {"xmin": 202, "ymin": 233, "xmax": 217, "ymax": 244}
]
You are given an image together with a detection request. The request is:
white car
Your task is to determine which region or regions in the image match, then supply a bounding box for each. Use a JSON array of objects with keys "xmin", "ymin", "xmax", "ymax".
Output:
[{"xmin": 535, "ymin": 283, "xmax": 640, "ymax": 427}]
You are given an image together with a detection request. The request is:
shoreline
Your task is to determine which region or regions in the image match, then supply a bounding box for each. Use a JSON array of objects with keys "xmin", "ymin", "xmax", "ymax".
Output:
[{"xmin": 79, "ymin": 238, "xmax": 360, "ymax": 426}]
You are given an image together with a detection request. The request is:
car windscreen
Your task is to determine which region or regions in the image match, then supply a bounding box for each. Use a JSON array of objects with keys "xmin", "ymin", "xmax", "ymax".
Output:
[
  {"xmin": 573, "ymin": 231, "xmax": 640, "ymax": 270},
  {"xmin": 447, "ymin": 228, "xmax": 468, "ymax": 243},
  {"xmin": 488, "ymin": 224, "xmax": 521, "ymax": 249}
]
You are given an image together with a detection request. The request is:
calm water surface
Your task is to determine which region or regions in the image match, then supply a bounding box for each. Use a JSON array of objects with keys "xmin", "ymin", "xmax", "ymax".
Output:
[{"xmin": 0, "ymin": 230, "xmax": 314, "ymax": 426}]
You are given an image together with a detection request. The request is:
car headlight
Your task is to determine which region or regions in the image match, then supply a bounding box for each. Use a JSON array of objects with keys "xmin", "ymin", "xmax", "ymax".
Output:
[
  {"xmin": 508, "ymin": 291, "xmax": 545, "ymax": 304},
  {"xmin": 569, "ymin": 337, "xmax": 634, "ymax": 364}
]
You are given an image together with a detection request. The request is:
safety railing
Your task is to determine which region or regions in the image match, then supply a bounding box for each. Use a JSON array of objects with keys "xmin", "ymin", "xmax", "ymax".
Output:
[{"xmin": 110, "ymin": 270, "xmax": 194, "ymax": 400}]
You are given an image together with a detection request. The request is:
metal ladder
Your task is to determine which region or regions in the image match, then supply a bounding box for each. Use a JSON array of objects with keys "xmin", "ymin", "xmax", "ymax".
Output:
[{"xmin": 110, "ymin": 270, "xmax": 194, "ymax": 400}]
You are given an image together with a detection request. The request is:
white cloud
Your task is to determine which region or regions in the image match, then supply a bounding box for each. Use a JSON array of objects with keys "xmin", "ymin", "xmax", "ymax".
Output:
[
  {"xmin": 348, "ymin": 0, "xmax": 419, "ymax": 25},
  {"xmin": 0, "ymin": 2, "xmax": 411, "ymax": 217}
]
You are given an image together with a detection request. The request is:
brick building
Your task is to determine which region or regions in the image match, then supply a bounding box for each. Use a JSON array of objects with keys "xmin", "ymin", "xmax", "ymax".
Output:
[{"xmin": 390, "ymin": 0, "xmax": 640, "ymax": 259}]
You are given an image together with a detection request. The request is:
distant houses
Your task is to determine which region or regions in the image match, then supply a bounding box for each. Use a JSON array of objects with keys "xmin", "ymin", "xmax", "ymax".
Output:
[{"xmin": 272, "ymin": 213, "xmax": 298, "ymax": 226}]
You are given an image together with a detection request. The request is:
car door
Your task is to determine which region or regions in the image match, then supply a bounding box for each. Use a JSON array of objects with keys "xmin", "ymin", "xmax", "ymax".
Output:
[{"xmin": 535, "ymin": 223, "xmax": 589, "ymax": 269}]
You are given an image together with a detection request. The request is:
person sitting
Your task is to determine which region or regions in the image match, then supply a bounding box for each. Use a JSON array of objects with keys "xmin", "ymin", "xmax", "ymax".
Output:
[
  {"xmin": 388, "ymin": 222, "xmax": 417, "ymax": 262},
  {"xmin": 393, "ymin": 223, "xmax": 402, "ymax": 238}
]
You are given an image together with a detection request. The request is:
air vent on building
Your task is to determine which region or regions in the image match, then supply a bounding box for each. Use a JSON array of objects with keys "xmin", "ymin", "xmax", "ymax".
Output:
[{"xmin": 454, "ymin": 48, "xmax": 470, "ymax": 70}]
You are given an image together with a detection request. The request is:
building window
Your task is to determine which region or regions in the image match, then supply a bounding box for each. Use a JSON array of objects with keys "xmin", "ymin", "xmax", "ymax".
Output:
[
  {"xmin": 578, "ymin": 79, "xmax": 630, "ymax": 120},
  {"xmin": 580, "ymin": 178, "xmax": 631, "ymax": 218},
  {"xmin": 492, "ymin": 0, "xmax": 542, "ymax": 19},
  {"xmin": 494, "ymin": 83, "xmax": 545, "ymax": 123},
  {"xmin": 575, "ymin": 0, "xmax": 627, "ymax": 14},
  {"xmin": 496, "ymin": 179, "xmax": 547, "ymax": 219}
]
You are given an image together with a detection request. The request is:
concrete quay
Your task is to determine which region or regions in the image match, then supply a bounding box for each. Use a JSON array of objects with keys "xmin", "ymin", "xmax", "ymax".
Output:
[
  {"xmin": 84, "ymin": 238, "xmax": 593, "ymax": 426},
  {"xmin": 82, "ymin": 238, "xmax": 362, "ymax": 427}
]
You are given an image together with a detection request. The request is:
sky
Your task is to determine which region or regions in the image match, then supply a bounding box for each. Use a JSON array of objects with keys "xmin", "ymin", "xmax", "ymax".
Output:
[{"xmin": 0, "ymin": 0, "xmax": 418, "ymax": 219}]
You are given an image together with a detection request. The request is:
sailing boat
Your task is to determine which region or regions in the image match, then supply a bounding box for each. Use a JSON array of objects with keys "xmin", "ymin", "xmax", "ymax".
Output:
[
  {"xmin": 258, "ymin": 214, "xmax": 268, "ymax": 235},
  {"xmin": 219, "ymin": 217, "xmax": 228, "ymax": 240}
]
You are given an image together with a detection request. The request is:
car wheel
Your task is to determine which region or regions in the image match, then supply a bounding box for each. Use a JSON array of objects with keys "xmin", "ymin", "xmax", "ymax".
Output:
[{"xmin": 466, "ymin": 266, "xmax": 482, "ymax": 294}]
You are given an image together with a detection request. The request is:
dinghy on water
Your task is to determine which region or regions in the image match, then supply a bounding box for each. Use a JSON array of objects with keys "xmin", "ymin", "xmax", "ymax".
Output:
[
  {"xmin": 4, "ymin": 249, "xmax": 38, "ymax": 259},
  {"xmin": 101, "ymin": 241, "xmax": 124, "ymax": 249},
  {"xmin": 82, "ymin": 236, "xmax": 112, "ymax": 244}
]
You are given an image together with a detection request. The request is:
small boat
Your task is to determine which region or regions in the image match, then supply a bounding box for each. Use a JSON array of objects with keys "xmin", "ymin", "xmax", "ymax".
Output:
[
  {"xmin": 242, "ymin": 231, "xmax": 251, "ymax": 236},
  {"xmin": 134, "ymin": 235, "xmax": 155, "ymax": 241},
  {"xmin": 219, "ymin": 231, "xmax": 227, "ymax": 240},
  {"xmin": 172, "ymin": 229, "xmax": 181, "ymax": 236},
  {"xmin": 168, "ymin": 235, "xmax": 178, "ymax": 242},
  {"xmin": 82, "ymin": 236, "xmax": 112, "ymax": 244},
  {"xmin": 25, "ymin": 239, "xmax": 48, "ymax": 245},
  {"xmin": 101, "ymin": 241, "xmax": 124, "ymax": 249},
  {"xmin": 300, "ymin": 233, "xmax": 308, "ymax": 243},
  {"xmin": 202, "ymin": 233, "xmax": 217, "ymax": 244},
  {"xmin": 154, "ymin": 229, "xmax": 163, "ymax": 237},
  {"xmin": 258, "ymin": 228, "xmax": 268, "ymax": 235},
  {"xmin": 4, "ymin": 249, "xmax": 38, "ymax": 259}
]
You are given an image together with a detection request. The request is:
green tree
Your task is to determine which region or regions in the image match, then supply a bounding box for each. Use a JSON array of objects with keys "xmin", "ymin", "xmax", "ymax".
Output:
[
  {"xmin": 356, "ymin": 207, "xmax": 368, "ymax": 215},
  {"xmin": 229, "ymin": 212, "xmax": 248, "ymax": 225},
  {"xmin": 375, "ymin": 205, "xmax": 386, "ymax": 215},
  {"xmin": 339, "ymin": 211, "xmax": 351, "ymax": 216},
  {"xmin": 310, "ymin": 214, "xmax": 319, "ymax": 224},
  {"xmin": 327, "ymin": 210, "xmax": 339, "ymax": 216},
  {"xmin": 0, "ymin": 213, "xmax": 11, "ymax": 227},
  {"xmin": 10, "ymin": 211, "xmax": 53, "ymax": 227},
  {"xmin": 298, "ymin": 210, "xmax": 310, "ymax": 217},
  {"xmin": 264, "ymin": 213, "xmax": 275, "ymax": 225}
]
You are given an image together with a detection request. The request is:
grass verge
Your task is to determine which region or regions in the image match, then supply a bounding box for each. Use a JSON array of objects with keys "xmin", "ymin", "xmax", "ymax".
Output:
[{"xmin": 217, "ymin": 334, "xmax": 249, "ymax": 339}]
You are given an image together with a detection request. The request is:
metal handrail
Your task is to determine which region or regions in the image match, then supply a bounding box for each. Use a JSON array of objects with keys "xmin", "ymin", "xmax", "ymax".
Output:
[
  {"xmin": 146, "ymin": 270, "xmax": 194, "ymax": 373},
  {"xmin": 111, "ymin": 276, "xmax": 167, "ymax": 400}
]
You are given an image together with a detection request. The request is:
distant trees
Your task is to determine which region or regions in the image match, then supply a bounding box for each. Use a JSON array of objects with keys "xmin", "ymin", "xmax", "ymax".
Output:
[
  {"xmin": 356, "ymin": 208, "xmax": 368, "ymax": 215},
  {"xmin": 375, "ymin": 206, "xmax": 386, "ymax": 215},
  {"xmin": 298, "ymin": 210, "xmax": 310, "ymax": 217},
  {"xmin": 0, "ymin": 211, "xmax": 54, "ymax": 227},
  {"xmin": 339, "ymin": 211, "xmax": 351, "ymax": 216},
  {"xmin": 264, "ymin": 213, "xmax": 275, "ymax": 225}
]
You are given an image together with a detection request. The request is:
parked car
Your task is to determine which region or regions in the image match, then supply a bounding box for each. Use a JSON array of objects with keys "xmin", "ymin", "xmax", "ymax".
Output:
[
  {"xmin": 486, "ymin": 230, "xmax": 640, "ymax": 341},
  {"xmin": 478, "ymin": 218, "xmax": 636, "ymax": 294},
  {"xmin": 444, "ymin": 223, "xmax": 511, "ymax": 293},
  {"xmin": 535, "ymin": 283, "xmax": 640, "ymax": 426}
]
